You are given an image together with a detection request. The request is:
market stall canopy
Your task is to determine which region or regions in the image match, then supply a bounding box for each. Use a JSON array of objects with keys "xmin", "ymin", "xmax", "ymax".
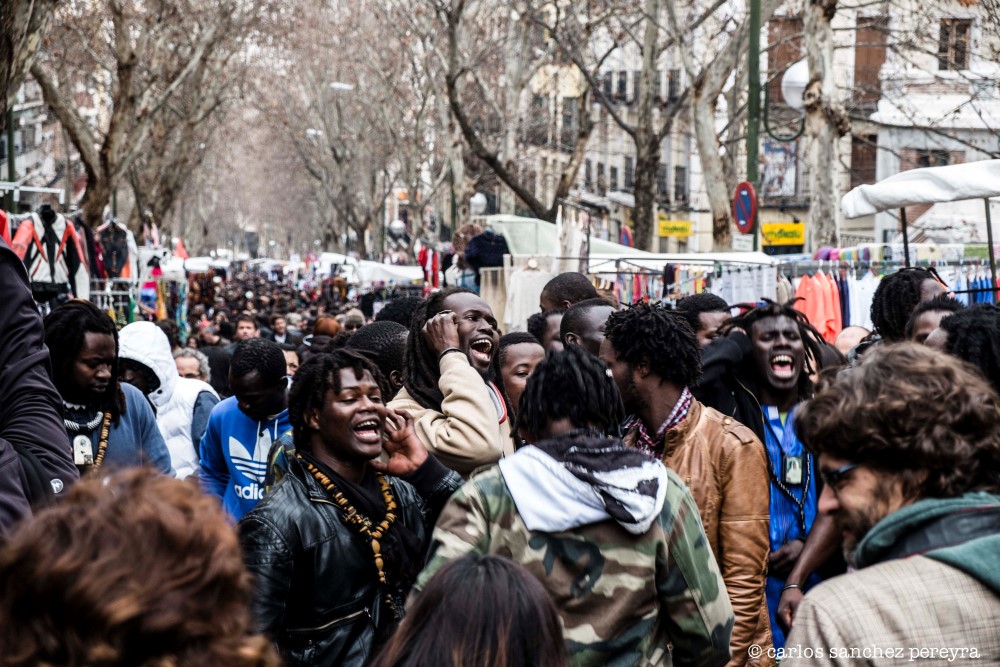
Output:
[
  {"xmin": 842, "ymin": 160, "xmax": 1000, "ymax": 218},
  {"xmin": 476, "ymin": 214, "xmax": 653, "ymax": 256},
  {"xmin": 355, "ymin": 261, "xmax": 423, "ymax": 285},
  {"xmin": 183, "ymin": 256, "xmax": 213, "ymax": 273}
]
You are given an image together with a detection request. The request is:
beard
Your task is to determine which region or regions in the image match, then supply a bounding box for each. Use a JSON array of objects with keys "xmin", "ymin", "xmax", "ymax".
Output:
[
  {"xmin": 619, "ymin": 372, "xmax": 646, "ymax": 415},
  {"xmin": 834, "ymin": 485, "xmax": 898, "ymax": 568}
]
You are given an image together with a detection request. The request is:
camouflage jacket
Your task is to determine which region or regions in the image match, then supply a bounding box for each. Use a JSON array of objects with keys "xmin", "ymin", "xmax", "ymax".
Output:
[{"xmin": 413, "ymin": 462, "xmax": 734, "ymax": 666}]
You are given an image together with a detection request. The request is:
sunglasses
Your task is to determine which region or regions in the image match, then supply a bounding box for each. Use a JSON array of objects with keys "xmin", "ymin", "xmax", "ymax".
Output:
[{"xmin": 819, "ymin": 462, "xmax": 860, "ymax": 489}]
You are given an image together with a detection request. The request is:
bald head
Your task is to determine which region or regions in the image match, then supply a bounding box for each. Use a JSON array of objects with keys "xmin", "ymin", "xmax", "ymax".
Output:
[{"xmin": 834, "ymin": 326, "xmax": 870, "ymax": 356}]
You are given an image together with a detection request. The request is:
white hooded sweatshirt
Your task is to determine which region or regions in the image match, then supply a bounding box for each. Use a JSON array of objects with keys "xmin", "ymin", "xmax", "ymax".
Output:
[{"xmin": 118, "ymin": 322, "xmax": 219, "ymax": 479}]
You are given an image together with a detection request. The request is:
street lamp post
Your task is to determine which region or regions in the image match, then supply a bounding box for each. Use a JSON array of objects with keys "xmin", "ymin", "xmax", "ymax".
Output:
[{"xmin": 747, "ymin": 0, "xmax": 762, "ymax": 250}]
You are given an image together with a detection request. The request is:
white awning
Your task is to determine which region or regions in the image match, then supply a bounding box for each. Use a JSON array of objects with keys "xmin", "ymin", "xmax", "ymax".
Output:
[{"xmin": 842, "ymin": 160, "xmax": 1000, "ymax": 218}]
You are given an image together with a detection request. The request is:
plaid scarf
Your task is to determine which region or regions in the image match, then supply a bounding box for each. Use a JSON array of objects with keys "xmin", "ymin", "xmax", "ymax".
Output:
[{"xmin": 623, "ymin": 387, "xmax": 693, "ymax": 459}]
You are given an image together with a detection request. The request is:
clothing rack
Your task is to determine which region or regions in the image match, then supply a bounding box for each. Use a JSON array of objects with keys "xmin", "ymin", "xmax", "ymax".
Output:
[{"xmin": 779, "ymin": 258, "xmax": 1000, "ymax": 295}]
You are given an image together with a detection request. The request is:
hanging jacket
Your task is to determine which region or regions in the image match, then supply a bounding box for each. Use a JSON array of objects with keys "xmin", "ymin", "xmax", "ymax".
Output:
[
  {"xmin": 10, "ymin": 212, "xmax": 90, "ymax": 299},
  {"xmin": 118, "ymin": 322, "xmax": 219, "ymax": 479},
  {"xmin": 96, "ymin": 217, "xmax": 140, "ymax": 279}
]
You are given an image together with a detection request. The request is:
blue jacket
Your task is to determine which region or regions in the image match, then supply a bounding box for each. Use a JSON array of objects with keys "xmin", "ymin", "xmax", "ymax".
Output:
[
  {"xmin": 199, "ymin": 397, "xmax": 292, "ymax": 520},
  {"xmin": 85, "ymin": 383, "xmax": 173, "ymax": 475}
]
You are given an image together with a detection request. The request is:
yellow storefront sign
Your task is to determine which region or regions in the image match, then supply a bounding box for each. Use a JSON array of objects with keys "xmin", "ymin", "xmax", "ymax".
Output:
[
  {"xmin": 657, "ymin": 218, "xmax": 693, "ymax": 238},
  {"xmin": 761, "ymin": 222, "xmax": 805, "ymax": 246}
]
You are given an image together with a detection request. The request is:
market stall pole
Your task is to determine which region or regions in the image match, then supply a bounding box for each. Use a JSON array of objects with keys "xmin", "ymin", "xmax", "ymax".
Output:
[{"xmin": 841, "ymin": 160, "xmax": 1000, "ymax": 293}]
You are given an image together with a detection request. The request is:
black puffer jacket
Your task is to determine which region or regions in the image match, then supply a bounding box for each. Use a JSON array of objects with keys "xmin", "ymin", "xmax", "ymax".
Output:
[{"xmin": 238, "ymin": 455, "xmax": 461, "ymax": 667}]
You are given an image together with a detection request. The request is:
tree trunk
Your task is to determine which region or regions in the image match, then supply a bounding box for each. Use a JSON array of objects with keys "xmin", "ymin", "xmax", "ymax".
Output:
[
  {"xmin": 631, "ymin": 0, "xmax": 660, "ymax": 251},
  {"xmin": 80, "ymin": 177, "xmax": 110, "ymax": 230},
  {"xmin": 0, "ymin": 0, "xmax": 59, "ymax": 130},
  {"xmin": 633, "ymin": 150, "xmax": 660, "ymax": 250},
  {"xmin": 803, "ymin": 0, "xmax": 845, "ymax": 250},
  {"xmin": 691, "ymin": 84, "xmax": 734, "ymax": 250}
]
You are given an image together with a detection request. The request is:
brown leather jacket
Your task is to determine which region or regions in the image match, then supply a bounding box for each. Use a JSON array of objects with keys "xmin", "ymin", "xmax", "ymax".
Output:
[{"xmin": 626, "ymin": 399, "xmax": 774, "ymax": 667}]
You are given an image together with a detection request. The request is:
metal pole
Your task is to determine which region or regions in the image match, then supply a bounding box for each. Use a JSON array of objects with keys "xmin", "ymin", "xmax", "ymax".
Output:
[
  {"xmin": 900, "ymin": 207, "xmax": 910, "ymax": 268},
  {"xmin": 747, "ymin": 0, "xmax": 761, "ymax": 251},
  {"xmin": 5, "ymin": 107, "xmax": 16, "ymax": 212},
  {"xmin": 985, "ymin": 198, "xmax": 997, "ymax": 297}
]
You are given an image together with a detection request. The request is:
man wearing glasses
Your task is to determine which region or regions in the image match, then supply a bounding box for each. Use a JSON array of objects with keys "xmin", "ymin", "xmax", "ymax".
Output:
[{"xmin": 781, "ymin": 343, "xmax": 1000, "ymax": 666}]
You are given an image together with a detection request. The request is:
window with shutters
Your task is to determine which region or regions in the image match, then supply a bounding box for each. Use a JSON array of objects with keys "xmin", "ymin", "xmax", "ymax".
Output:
[
  {"xmin": 938, "ymin": 19, "xmax": 972, "ymax": 71},
  {"xmin": 602, "ymin": 71, "xmax": 613, "ymax": 99},
  {"xmin": 667, "ymin": 69, "xmax": 681, "ymax": 102},
  {"xmin": 610, "ymin": 166, "xmax": 619, "ymax": 191},
  {"xmin": 657, "ymin": 163, "xmax": 669, "ymax": 203},
  {"xmin": 616, "ymin": 71, "xmax": 628, "ymax": 100},
  {"xmin": 674, "ymin": 165, "xmax": 688, "ymax": 203},
  {"xmin": 624, "ymin": 157, "xmax": 634, "ymax": 191},
  {"xmin": 585, "ymin": 159, "xmax": 593, "ymax": 189}
]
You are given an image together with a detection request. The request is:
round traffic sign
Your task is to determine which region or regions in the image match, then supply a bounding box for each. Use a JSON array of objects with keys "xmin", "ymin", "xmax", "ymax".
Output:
[{"xmin": 733, "ymin": 181, "xmax": 758, "ymax": 235}]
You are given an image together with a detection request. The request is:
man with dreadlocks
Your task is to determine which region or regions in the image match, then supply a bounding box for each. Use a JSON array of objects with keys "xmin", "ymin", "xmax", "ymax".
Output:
[
  {"xmin": 600, "ymin": 302, "xmax": 773, "ymax": 667},
  {"xmin": 240, "ymin": 350, "xmax": 461, "ymax": 666},
  {"xmin": 695, "ymin": 300, "xmax": 835, "ymax": 650},
  {"xmin": 415, "ymin": 345, "xmax": 734, "ymax": 666},
  {"xmin": 388, "ymin": 288, "xmax": 512, "ymax": 476},
  {"xmin": 44, "ymin": 301, "xmax": 173, "ymax": 477}
]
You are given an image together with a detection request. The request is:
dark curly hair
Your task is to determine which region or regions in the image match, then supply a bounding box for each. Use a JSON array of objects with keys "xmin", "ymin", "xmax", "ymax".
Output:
[
  {"xmin": 0, "ymin": 468, "xmax": 279, "ymax": 667},
  {"xmin": 675, "ymin": 292, "xmax": 730, "ymax": 333},
  {"xmin": 346, "ymin": 321, "xmax": 409, "ymax": 397},
  {"xmin": 288, "ymin": 350, "xmax": 387, "ymax": 452},
  {"xmin": 375, "ymin": 296, "xmax": 424, "ymax": 328},
  {"xmin": 560, "ymin": 297, "xmax": 615, "ymax": 343},
  {"xmin": 903, "ymin": 294, "xmax": 964, "ymax": 340},
  {"xmin": 870, "ymin": 268, "xmax": 944, "ymax": 342},
  {"xmin": 230, "ymin": 338, "xmax": 287, "ymax": 385},
  {"xmin": 527, "ymin": 309, "xmax": 564, "ymax": 347},
  {"xmin": 797, "ymin": 343, "xmax": 1000, "ymax": 499},
  {"xmin": 720, "ymin": 299, "xmax": 826, "ymax": 400},
  {"xmin": 516, "ymin": 345, "xmax": 625, "ymax": 439},
  {"xmin": 498, "ymin": 332, "xmax": 543, "ymax": 366},
  {"xmin": 603, "ymin": 301, "xmax": 702, "ymax": 388},
  {"xmin": 540, "ymin": 272, "xmax": 598, "ymax": 310},
  {"xmin": 44, "ymin": 299, "xmax": 127, "ymax": 424},
  {"xmin": 939, "ymin": 304, "xmax": 1000, "ymax": 394}
]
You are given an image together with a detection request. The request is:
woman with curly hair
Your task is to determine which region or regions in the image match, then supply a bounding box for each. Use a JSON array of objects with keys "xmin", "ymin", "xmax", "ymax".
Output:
[{"xmin": 0, "ymin": 468, "xmax": 277, "ymax": 667}]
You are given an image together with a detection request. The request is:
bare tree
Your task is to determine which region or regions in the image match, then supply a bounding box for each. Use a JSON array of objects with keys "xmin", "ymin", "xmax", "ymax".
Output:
[
  {"xmin": 0, "ymin": 0, "xmax": 59, "ymax": 131},
  {"xmin": 30, "ymin": 0, "xmax": 246, "ymax": 229},
  {"xmin": 435, "ymin": 0, "xmax": 595, "ymax": 223}
]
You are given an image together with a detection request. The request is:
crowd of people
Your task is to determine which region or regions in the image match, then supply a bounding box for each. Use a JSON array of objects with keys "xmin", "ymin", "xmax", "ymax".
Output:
[{"xmin": 0, "ymin": 231, "xmax": 998, "ymax": 666}]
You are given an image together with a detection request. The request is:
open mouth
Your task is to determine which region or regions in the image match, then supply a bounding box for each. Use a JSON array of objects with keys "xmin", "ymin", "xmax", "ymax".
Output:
[
  {"xmin": 770, "ymin": 354, "xmax": 796, "ymax": 379},
  {"xmin": 352, "ymin": 419, "xmax": 381, "ymax": 444},
  {"xmin": 470, "ymin": 338, "xmax": 494, "ymax": 363}
]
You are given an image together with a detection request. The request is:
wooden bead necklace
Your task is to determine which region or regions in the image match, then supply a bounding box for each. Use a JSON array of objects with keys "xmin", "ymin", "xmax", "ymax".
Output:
[
  {"xmin": 298, "ymin": 455, "xmax": 398, "ymax": 585},
  {"xmin": 93, "ymin": 412, "xmax": 112, "ymax": 469}
]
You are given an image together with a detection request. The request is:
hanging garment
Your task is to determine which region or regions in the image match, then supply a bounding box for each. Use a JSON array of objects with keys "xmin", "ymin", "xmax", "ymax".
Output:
[
  {"xmin": 96, "ymin": 216, "xmax": 140, "ymax": 280},
  {"xmin": 10, "ymin": 212, "xmax": 90, "ymax": 300},
  {"xmin": 0, "ymin": 210, "xmax": 9, "ymax": 246},
  {"xmin": 504, "ymin": 267, "xmax": 553, "ymax": 332}
]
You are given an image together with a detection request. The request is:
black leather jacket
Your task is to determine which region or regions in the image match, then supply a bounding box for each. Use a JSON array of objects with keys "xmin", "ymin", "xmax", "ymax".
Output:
[{"xmin": 238, "ymin": 455, "xmax": 462, "ymax": 666}]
